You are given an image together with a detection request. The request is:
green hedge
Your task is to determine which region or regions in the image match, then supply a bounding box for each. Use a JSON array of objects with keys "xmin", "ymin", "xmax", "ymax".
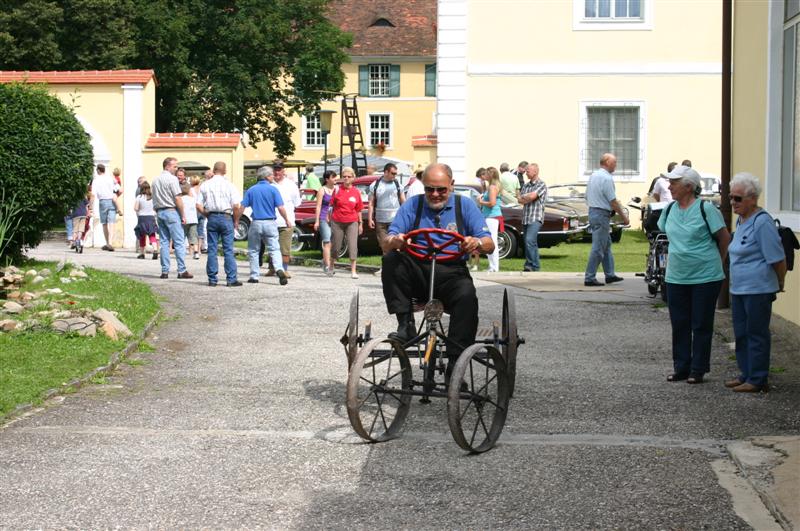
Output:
[{"xmin": 0, "ymin": 83, "xmax": 94, "ymax": 261}]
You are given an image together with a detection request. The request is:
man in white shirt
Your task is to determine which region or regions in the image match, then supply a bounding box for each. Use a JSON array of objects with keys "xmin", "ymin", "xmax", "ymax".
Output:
[
  {"xmin": 498, "ymin": 162, "xmax": 520, "ymax": 206},
  {"xmin": 151, "ymin": 157, "xmax": 192, "ymax": 279},
  {"xmin": 269, "ymin": 163, "xmax": 301, "ymax": 276},
  {"xmin": 196, "ymin": 161, "xmax": 243, "ymax": 287},
  {"xmin": 368, "ymin": 163, "xmax": 406, "ymax": 254},
  {"xmin": 652, "ymin": 171, "xmax": 674, "ymax": 202},
  {"xmin": 91, "ymin": 164, "xmax": 121, "ymax": 251}
]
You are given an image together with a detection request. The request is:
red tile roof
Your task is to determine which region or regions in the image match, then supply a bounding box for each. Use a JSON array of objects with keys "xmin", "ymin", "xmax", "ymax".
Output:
[
  {"xmin": 145, "ymin": 133, "xmax": 242, "ymax": 149},
  {"xmin": 328, "ymin": 0, "xmax": 436, "ymax": 57},
  {"xmin": 0, "ymin": 69, "xmax": 156, "ymax": 85}
]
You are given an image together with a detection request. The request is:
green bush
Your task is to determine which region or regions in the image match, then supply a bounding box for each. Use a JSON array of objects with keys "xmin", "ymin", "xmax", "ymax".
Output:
[{"xmin": 0, "ymin": 83, "xmax": 94, "ymax": 261}]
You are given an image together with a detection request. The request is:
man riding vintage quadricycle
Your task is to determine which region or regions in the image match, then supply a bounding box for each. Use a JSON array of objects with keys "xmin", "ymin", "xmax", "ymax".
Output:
[{"xmin": 340, "ymin": 164, "xmax": 525, "ymax": 453}]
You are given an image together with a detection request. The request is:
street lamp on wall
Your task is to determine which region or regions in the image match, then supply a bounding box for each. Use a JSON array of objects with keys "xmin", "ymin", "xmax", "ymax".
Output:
[{"xmin": 319, "ymin": 109, "xmax": 336, "ymax": 176}]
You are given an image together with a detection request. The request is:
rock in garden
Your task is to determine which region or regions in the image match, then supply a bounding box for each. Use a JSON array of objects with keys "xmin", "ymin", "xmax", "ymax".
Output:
[
  {"xmin": 52, "ymin": 317, "xmax": 96, "ymax": 337},
  {"xmin": 3, "ymin": 301, "xmax": 24, "ymax": 314},
  {"xmin": 53, "ymin": 310, "xmax": 72, "ymax": 319},
  {"xmin": 21, "ymin": 292, "xmax": 37, "ymax": 301},
  {"xmin": 39, "ymin": 268, "xmax": 52, "ymax": 277},
  {"xmin": 92, "ymin": 308, "xmax": 132, "ymax": 337},
  {"xmin": 60, "ymin": 278, "xmax": 72, "ymax": 284},
  {"xmin": 6, "ymin": 291, "xmax": 21, "ymax": 300},
  {"xmin": 99, "ymin": 321, "xmax": 118, "ymax": 340},
  {"xmin": 69, "ymin": 270, "xmax": 88, "ymax": 279},
  {"xmin": 4, "ymin": 265, "xmax": 20, "ymax": 275},
  {"xmin": 46, "ymin": 288, "xmax": 63, "ymax": 295},
  {"xmin": 25, "ymin": 269, "xmax": 37, "ymax": 277},
  {"xmin": 0, "ymin": 319, "xmax": 20, "ymax": 332},
  {"xmin": 31, "ymin": 275, "xmax": 45, "ymax": 284}
]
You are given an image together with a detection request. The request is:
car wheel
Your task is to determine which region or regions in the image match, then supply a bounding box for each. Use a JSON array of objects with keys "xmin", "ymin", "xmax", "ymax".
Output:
[
  {"xmin": 497, "ymin": 230, "xmax": 517, "ymax": 260},
  {"xmin": 611, "ymin": 228, "xmax": 623, "ymax": 243},
  {"xmin": 234, "ymin": 217, "xmax": 250, "ymax": 241},
  {"xmin": 291, "ymin": 226, "xmax": 307, "ymax": 252}
]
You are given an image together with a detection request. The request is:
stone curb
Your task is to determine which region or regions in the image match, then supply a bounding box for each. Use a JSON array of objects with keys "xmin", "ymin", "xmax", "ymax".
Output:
[
  {"xmin": 727, "ymin": 440, "xmax": 793, "ymax": 530},
  {"xmin": 2, "ymin": 309, "xmax": 163, "ymax": 425}
]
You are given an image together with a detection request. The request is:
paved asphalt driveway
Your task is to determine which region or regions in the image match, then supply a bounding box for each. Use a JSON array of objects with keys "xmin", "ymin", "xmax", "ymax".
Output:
[{"xmin": 1, "ymin": 242, "xmax": 797, "ymax": 528}]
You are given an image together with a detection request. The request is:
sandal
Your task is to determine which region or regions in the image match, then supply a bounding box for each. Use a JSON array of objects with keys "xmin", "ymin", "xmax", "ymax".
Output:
[
  {"xmin": 687, "ymin": 375, "xmax": 704, "ymax": 384},
  {"xmin": 667, "ymin": 373, "xmax": 689, "ymax": 382}
]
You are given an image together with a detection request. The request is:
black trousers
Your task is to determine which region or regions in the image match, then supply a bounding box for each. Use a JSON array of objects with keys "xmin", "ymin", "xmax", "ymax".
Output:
[{"xmin": 381, "ymin": 251, "xmax": 479, "ymax": 359}]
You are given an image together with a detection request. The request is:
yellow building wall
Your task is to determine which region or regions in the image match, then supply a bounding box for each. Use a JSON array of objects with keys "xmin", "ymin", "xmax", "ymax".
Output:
[
  {"xmin": 467, "ymin": 0, "xmax": 721, "ymax": 63},
  {"xmin": 143, "ymin": 147, "xmax": 245, "ymax": 193},
  {"xmin": 244, "ymin": 61, "xmax": 436, "ymax": 167},
  {"xmin": 732, "ymin": 0, "xmax": 800, "ymax": 325},
  {"xmin": 467, "ymin": 75, "xmax": 722, "ymax": 209}
]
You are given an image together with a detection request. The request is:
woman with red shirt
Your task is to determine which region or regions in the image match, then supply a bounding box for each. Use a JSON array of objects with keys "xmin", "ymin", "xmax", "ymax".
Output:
[{"xmin": 329, "ymin": 167, "xmax": 364, "ymax": 278}]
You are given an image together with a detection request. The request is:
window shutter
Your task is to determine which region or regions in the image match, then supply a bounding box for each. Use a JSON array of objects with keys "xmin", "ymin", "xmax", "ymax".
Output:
[
  {"xmin": 425, "ymin": 64, "xmax": 436, "ymax": 97},
  {"xmin": 390, "ymin": 65, "xmax": 401, "ymax": 97},
  {"xmin": 359, "ymin": 65, "xmax": 369, "ymax": 96}
]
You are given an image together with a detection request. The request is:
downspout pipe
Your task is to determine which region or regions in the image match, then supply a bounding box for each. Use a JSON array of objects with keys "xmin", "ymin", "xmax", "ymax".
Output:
[{"xmin": 719, "ymin": 0, "xmax": 733, "ymax": 309}]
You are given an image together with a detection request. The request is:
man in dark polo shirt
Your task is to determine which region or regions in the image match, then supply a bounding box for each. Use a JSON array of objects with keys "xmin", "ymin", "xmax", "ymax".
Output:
[{"xmin": 242, "ymin": 166, "xmax": 291, "ymax": 285}]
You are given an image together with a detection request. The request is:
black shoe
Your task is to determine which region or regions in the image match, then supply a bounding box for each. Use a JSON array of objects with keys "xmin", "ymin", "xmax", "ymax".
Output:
[
  {"xmin": 152, "ymin": 252, "xmax": 158, "ymax": 260},
  {"xmin": 160, "ymin": 273, "xmax": 168, "ymax": 279},
  {"xmin": 605, "ymin": 275, "xmax": 624, "ymax": 284},
  {"xmin": 388, "ymin": 313, "xmax": 416, "ymax": 344},
  {"xmin": 177, "ymin": 271, "xmax": 194, "ymax": 279},
  {"xmin": 277, "ymin": 270, "xmax": 288, "ymax": 286},
  {"xmin": 247, "ymin": 278, "xmax": 259, "ymax": 284},
  {"xmin": 584, "ymin": 279, "xmax": 605, "ymax": 287},
  {"xmin": 667, "ymin": 373, "xmax": 689, "ymax": 382},
  {"xmin": 137, "ymin": 254, "xmax": 145, "ymax": 259},
  {"xmin": 227, "ymin": 280, "xmax": 243, "ymax": 287},
  {"xmin": 208, "ymin": 282, "xmax": 217, "ymax": 287},
  {"xmin": 687, "ymin": 374, "xmax": 705, "ymax": 384}
]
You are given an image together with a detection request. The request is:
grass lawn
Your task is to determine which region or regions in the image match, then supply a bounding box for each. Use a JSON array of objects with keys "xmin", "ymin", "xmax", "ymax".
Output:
[
  {"xmin": 0, "ymin": 261, "xmax": 160, "ymax": 418},
  {"xmin": 286, "ymin": 230, "xmax": 650, "ymax": 273}
]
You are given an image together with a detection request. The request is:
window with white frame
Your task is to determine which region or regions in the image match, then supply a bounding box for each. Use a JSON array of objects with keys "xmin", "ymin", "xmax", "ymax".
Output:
[
  {"xmin": 574, "ymin": 0, "xmax": 652, "ymax": 30},
  {"xmin": 782, "ymin": 2, "xmax": 800, "ymax": 211},
  {"xmin": 580, "ymin": 102, "xmax": 644, "ymax": 179},
  {"xmin": 368, "ymin": 113, "xmax": 391, "ymax": 148},
  {"xmin": 369, "ymin": 64, "xmax": 391, "ymax": 97},
  {"xmin": 303, "ymin": 114, "xmax": 324, "ymax": 148}
]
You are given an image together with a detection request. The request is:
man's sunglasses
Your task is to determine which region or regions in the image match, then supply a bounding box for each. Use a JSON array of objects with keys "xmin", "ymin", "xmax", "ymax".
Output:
[
  {"xmin": 424, "ymin": 186, "xmax": 449, "ymax": 194},
  {"xmin": 731, "ymin": 195, "xmax": 745, "ymax": 202}
]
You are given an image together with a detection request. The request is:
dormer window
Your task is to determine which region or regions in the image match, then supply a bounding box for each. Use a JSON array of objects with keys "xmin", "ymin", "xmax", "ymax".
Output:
[{"xmin": 370, "ymin": 17, "xmax": 395, "ymax": 28}]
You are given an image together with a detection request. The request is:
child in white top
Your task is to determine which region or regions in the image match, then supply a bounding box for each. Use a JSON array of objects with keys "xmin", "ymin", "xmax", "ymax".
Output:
[{"xmin": 181, "ymin": 182, "xmax": 200, "ymax": 259}]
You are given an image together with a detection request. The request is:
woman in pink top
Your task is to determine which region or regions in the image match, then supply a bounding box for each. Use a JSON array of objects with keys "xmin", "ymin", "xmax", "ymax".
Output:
[{"xmin": 330, "ymin": 167, "xmax": 364, "ymax": 279}]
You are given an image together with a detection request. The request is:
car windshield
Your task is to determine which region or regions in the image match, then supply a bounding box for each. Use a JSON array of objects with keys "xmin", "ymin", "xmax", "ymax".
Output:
[{"xmin": 546, "ymin": 184, "xmax": 586, "ymax": 201}]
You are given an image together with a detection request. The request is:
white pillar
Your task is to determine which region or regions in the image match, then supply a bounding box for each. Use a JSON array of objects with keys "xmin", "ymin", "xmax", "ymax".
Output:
[
  {"xmin": 437, "ymin": 0, "xmax": 468, "ymax": 182},
  {"xmin": 122, "ymin": 83, "xmax": 145, "ymax": 248}
]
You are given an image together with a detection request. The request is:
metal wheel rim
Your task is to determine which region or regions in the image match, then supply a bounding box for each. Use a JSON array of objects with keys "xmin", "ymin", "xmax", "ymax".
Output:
[
  {"xmin": 502, "ymin": 288, "xmax": 518, "ymax": 397},
  {"xmin": 346, "ymin": 338, "xmax": 413, "ymax": 442},
  {"xmin": 347, "ymin": 290, "xmax": 359, "ymax": 366},
  {"xmin": 447, "ymin": 344, "xmax": 510, "ymax": 453},
  {"xmin": 497, "ymin": 231, "xmax": 511, "ymax": 259}
]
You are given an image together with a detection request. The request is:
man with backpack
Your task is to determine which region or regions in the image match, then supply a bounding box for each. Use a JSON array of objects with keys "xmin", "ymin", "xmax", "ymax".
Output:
[{"xmin": 368, "ymin": 162, "xmax": 406, "ymax": 255}]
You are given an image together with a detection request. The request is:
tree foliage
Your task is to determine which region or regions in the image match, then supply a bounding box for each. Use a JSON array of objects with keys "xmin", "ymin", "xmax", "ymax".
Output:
[
  {"xmin": 0, "ymin": 84, "xmax": 95, "ymax": 260},
  {"xmin": 0, "ymin": 0, "xmax": 352, "ymax": 157}
]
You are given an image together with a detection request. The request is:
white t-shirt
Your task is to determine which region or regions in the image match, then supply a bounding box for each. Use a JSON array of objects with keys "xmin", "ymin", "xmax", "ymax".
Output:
[
  {"xmin": 135, "ymin": 195, "xmax": 155, "ymax": 216},
  {"xmin": 370, "ymin": 179, "xmax": 402, "ymax": 223},
  {"xmin": 92, "ymin": 173, "xmax": 118, "ymax": 200},
  {"xmin": 405, "ymin": 179, "xmax": 424, "ymax": 198},
  {"xmin": 652, "ymin": 177, "xmax": 673, "ymax": 202},
  {"xmin": 273, "ymin": 178, "xmax": 301, "ymax": 226},
  {"xmin": 182, "ymin": 193, "xmax": 198, "ymax": 224}
]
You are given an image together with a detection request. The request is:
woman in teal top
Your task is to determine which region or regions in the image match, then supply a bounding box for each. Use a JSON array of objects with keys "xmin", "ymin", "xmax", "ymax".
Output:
[
  {"xmin": 657, "ymin": 165, "xmax": 730, "ymax": 384},
  {"xmin": 478, "ymin": 166, "xmax": 502, "ymax": 272}
]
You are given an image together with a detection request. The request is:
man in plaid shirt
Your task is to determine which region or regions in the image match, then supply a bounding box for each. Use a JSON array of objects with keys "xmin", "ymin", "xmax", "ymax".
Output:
[{"xmin": 518, "ymin": 163, "xmax": 548, "ymax": 271}]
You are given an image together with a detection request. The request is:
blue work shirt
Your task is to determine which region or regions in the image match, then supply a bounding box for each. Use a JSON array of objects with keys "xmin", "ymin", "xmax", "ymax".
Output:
[
  {"xmin": 729, "ymin": 210, "xmax": 785, "ymax": 295},
  {"xmin": 585, "ymin": 168, "xmax": 616, "ymax": 210},
  {"xmin": 241, "ymin": 181, "xmax": 284, "ymax": 220},
  {"xmin": 389, "ymin": 195, "xmax": 490, "ymax": 260}
]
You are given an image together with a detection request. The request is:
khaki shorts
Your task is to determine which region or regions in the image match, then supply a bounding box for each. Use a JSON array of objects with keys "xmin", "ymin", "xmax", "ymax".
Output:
[
  {"xmin": 278, "ymin": 227, "xmax": 292, "ymax": 256},
  {"xmin": 375, "ymin": 222, "xmax": 391, "ymax": 249},
  {"xmin": 183, "ymin": 223, "xmax": 198, "ymax": 244}
]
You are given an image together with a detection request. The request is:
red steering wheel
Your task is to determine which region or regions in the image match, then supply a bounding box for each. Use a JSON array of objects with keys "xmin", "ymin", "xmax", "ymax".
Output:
[{"xmin": 404, "ymin": 228, "xmax": 467, "ymax": 263}]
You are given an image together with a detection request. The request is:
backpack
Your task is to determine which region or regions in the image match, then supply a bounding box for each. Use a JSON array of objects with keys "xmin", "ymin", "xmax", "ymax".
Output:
[
  {"xmin": 663, "ymin": 199, "xmax": 717, "ymax": 244},
  {"xmin": 753, "ymin": 211, "xmax": 800, "ymax": 271},
  {"xmin": 370, "ymin": 178, "xmax": 402, "ymax": 204}
]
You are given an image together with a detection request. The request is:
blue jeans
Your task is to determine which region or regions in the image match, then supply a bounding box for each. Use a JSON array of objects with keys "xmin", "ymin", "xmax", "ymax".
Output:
[
  {"xmin": 666, "ymin": 280, "xmax": 722, "ymax": 377},
  {"xmin": 732, "ymin": 293, "xmax": 775, "ymax": 387},
  {"xmin": 64, "ymin": 216, "xmax": 73, "ymax": 242},
  {"xmin": 584, "ymin": 207, "xmax": 615, "ymax": 281},
  {"xmin": 523, "ymin": 221, "xmax": 542, "ymax": 271},
  {"xmin": 247, "ymin": 220, "xmax": 282, "ymax": 280},
  {"xmin": 156, "ymin": 208, "xmax": 187, "ymax": 274},
  {"xmin": 206, "ymin": 213, "xmax": 237, "ymax": 284}
]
